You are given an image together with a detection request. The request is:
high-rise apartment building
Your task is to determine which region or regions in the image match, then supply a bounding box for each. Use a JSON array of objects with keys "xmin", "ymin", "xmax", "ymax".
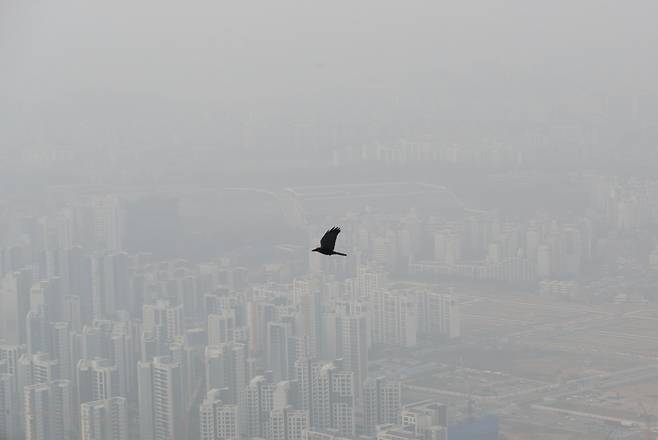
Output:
[
  {"xmin": 77, "ymin": 358, "xmax": 119, "ymax": 405},
  {"xmin": 0, "ymin": 372, "xmax": 19, "ymax": 440},
  {"xmin": 204, "ymin": 342, "xmax": 248, "ymax": 404},
  {"xmin": 24, "ymin": 380, "xmax": 74, "ymax": 440},
  {"xmin": 142, "ymin": 300, "xmax": 184, "ymax": 346},
  {"xmin": 80, "ymin": 396, "xmax": 128, "ymax": 440},
  {"xmin": 295, "ymin": 359, "xmax": 355, "ymax": 437},
  {"xmin": 414, "ymin": 290, "xmax": 460, "ymax": 339},
  {"xmin": 331, "ymin": 306, "xmax": 368, "ymax": 401},
  {"xmin": 267, "ymin": 407, "xmax": 309, "ymax": 440},
  {"xmin": 371, "ymin": 290, "xmax": 417, "ymax": 348},
  {"xmin": 208, "ymin": 309, "xmax": 236, "ymax": 346},
  {"xmin": 0, "ymin": 269, "xmax": 32, "ymax": 345},
  {"xmin": 199, "ymin": 389, "xmax": 240, "ymax": 440},
  {"xmin": 91, "ymin": 196, "xmax": 122, "ymax": 252},
  {"xmin": 50, "ymin": 322, "xmax": 73, "ymax": 380},
  {"xmin": 244, "ymin": 375, "xmax": 275, "ymax": 438},
  {"xmin": 137, "ymin": 356, "xmax": 184, "ymax": 440},
  {"xmin": 363, "ymin": 377, "xmax": 401, "ymax": 434},
  {"xmin": 267, "ymin": 319, "xmax": 301, "ymax": 382}
]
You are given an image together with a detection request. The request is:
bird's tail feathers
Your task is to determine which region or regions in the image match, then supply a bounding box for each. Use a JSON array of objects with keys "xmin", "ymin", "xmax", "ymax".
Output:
[{"xmin": 333, "ymin": 251, "xmax": 347, "ymax": 256}]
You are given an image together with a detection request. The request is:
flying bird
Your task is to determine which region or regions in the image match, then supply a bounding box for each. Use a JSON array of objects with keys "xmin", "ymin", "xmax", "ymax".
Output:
[{"xmin": 312, "ymin": 226, "xmax": 347, "ymax": 256}]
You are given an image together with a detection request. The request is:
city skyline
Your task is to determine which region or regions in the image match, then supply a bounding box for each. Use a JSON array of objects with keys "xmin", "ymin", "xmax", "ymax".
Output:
[{"xmin": 3, "ymin": 2, "xmax": 658, "ymax": 439}]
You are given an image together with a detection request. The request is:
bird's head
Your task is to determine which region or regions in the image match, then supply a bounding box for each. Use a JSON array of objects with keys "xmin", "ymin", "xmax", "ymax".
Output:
[{"xmin": 311, "ymin": 247, "xmax": 321, "ymax": 253}]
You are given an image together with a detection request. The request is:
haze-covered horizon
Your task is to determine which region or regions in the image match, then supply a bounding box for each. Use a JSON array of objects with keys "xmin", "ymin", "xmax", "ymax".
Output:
[{"xmin": 3, "ymin": 0, "xmax": 658, "ymax": 152}]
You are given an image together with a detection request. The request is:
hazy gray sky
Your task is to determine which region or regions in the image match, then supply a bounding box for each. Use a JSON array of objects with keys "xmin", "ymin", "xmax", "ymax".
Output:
[{"xmin": 2, "ymin": 0, "xmax": 657, "ymax": 150}]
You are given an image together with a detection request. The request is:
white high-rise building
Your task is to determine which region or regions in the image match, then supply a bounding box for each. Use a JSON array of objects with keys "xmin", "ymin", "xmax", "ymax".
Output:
[
  {"xmin": 24, "ymin": 380, "xmax": 74, "ymax": 440},
  {"xmin": 77, "ymin": 358, "xmax": 119, "ymax": 405},
  {"xmin": 285, "ymin": 409, "xmax": 309, "ymax": 440},
  {"xmin": 245, "ymin": 375, "xmax": 275, "ymax": 438},
  {"xmin": 110, "ymin": 322, "xmax": 135, "ymax": 399},
  {"xmin": 329, "ymin": 306, "xmax": 368, "ymax": 401},
  {"xmin": 267, "ymin": 319, "xmax": 299, "ymax": 382},
  {"xmin": 80, "ymin": 397, "xmax": 128, "ymax": 440},
  {"xmin": 199, "ymin": 391, "xmax": 217, "ymax": 440},
  {"xmin": 51, "ymin": 322, "xmax": 73, "ymax": 380},
  {"xmin": 204, "ymin": 342, "xmax": 248, "ymax": 404},
  {"xmin": 356, "ymin": 267, "xmax": 386, "ymax": 299},
  {"xmin": 537, "ymin": 244, "xmax": 552, "ymax": 279},
  {"xmin": 267, "ymin": 407, "xmax": 309, "ymax": 440},
  {"xmin": 208, "ymin": 309, "xmax": 236, "ymax": 346},
  {"xmin": 137, "ymin": 356, "xmax": 184, "ymax": 440},
  {"xmin": 91, "ymin": 196, "xmax": 122, "ymax": 251},
  {"xmin": 371, "ymin": 290, "xmax": 417, "ymax": 347},
  {"xmin": 0, "ymin": 372, "xmax": 19, "ymax": 440},
  {"xmin": 17, "ymin": 352, "xmax": 60, "ymax": 417},
  {"xmin": 294, "ymin": 287, "xmax": 322, "ymax": 359},
  {"xmin": 199, "ymin": 389, "xmax": 240, "ymax": 440},
  {"xmin": 0, "ymin": 270, "xmax": 32, "ymax": 345},
  {"xmin": 142, "ymin": 300, "xmax": 184, "ymax": 345},
  {"xmin": 18, "ymin": 352, "xmax": 60, "ymax": 388},
  {"xmin": 0, "ymin": 344, "xmax": 23, "ymax": 376},
  {"xmin": 414, "ymin": 291, "xmax": 460, "ymax": 339},
  {"xmin": 295, "ymin": 359, "xmax": 355, "ymax": 437},
  {"xmin": 363, "ymin": 377, "xmax": 401, "ymax": 434},
  {"xmin": 26, "ymin": 305, "xmax": 49, "ymax": 355},
  {"xmin": 433, "ymin": 229, "xmax": 461, "ymax": 265},
  {"xmin": 273, "ymin": 379, "xmax": 300, "ymax": 411}
]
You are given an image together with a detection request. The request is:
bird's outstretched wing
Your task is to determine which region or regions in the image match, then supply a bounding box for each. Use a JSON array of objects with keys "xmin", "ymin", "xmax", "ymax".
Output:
[{"xmin": 320, "ymin": 227, "xmax": 341, "ymax": 251}]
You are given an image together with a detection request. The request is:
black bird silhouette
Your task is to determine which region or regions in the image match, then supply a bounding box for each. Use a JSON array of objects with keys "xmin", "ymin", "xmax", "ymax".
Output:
[{"xmin": 312, "ymin": 227, "xmax": 347, "ymax": 256}]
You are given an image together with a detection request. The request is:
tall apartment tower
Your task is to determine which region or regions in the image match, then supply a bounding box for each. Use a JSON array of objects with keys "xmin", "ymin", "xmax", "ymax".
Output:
[
  {"xmin": 80, "ymin": 397, "xmax": 128, "ymax": 440},
  {"xmin": 0, "ymin": 269, "xmax": 32, "ymax": 345},
  {"xmin": 16, "ymin": 351, "xmax": 60, "ymax": 418},
  {"xmin": 293, "ymin": 282, "xmax": 322, "ymax": 359},
  {"xmin": 24, "ymin": 380, "xmax": 74, "ymax": 440},
  {"xmin": 208, "ymin": 309, "xmax": 236, "ymax": 346},
  {"xmin": 246, "ymin": 300, "xmax": 275, "ymax": 356},
  {"xmin": 199, "ymin": 389, "xmax": 241, "ymax": 440},
  {"xmin": 332, "ymin": 306, "xmax": 368, "ymax": 401},
  {"xmin": 0, "ymin": 372, "xmax": 19, "ymax": 440},
  {"xmin": 244, "ymin": 375, "xmax": 275, "ymax": 438},
  {"xmin": 50, "ymin": 322, "xmax": 73, "ymax": 380},
  {"xmin": 204, "ymin": 342, "xmax": 248, "ymax": 404},
  {"xmin": 415, "ymin": 291, "xmax": 460, "ymax": 339},
  {"xmin": 295, "ymin": 359, "xmax": 356, "ymax": 437},
  {"xmin": 0, "ymin": 344, "xmax": 23, "ymax": 376},
  {"xmin": 91, "ymin": 195, "xmax": 122, "ymax": 252},
  {"xmin": 137, "ymin": 356, "xmax": 184, "ymax": 440},
  {"xmin": 109, "ymin": 322, "xmax": 135, "ymax": 398},
  {"xmin": 267, "ymin": 407, "xmax": 310, "ymax": 440},
  {"xmin": 371, "ymin": 290, "xmax": 417, "ymax": 348},
  {"xmin": 267, "ymin": 319, "xmax": 301, "ymax": 382},
  {"xmin": 18, "ymin": 352, "xmax": 60, "ymax": 388},
  {"xmin": 77, "ymin": 358, "xmax": 119, "ymax": 405},
  {"xmin": 26, "ymin": 305, "xmax": 50, "ymax": 355},
  {"xmin": 142, "ymin": 300, "xmax": 184, "ymax": 346},
  {"xmin": 363, "ymin": 377, "xmax": 401, "ymax": 434}
]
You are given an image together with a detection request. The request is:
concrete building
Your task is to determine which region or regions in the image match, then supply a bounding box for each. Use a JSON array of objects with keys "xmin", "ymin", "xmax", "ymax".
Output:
[
  {"xmin": 80, "ymin": 397, "xmax": 128, "ymax": 440},
  {"xmin": 137, "ymin": 356, "xmax": 184, "ymax": 440},
  {"xmin": 363, "ymin": 377, "xmax": 401, "ymax": 434},
  {"xmin": 24, "ymin": 380, "xmax": 74, "ymax": 440},
  {"xmin": 199, "ymin": 389, "xmax": 240, "ymax": 440},
  {"xmin": 295, "ymin": 359, "xmax": 355, "ymax": 437}
]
